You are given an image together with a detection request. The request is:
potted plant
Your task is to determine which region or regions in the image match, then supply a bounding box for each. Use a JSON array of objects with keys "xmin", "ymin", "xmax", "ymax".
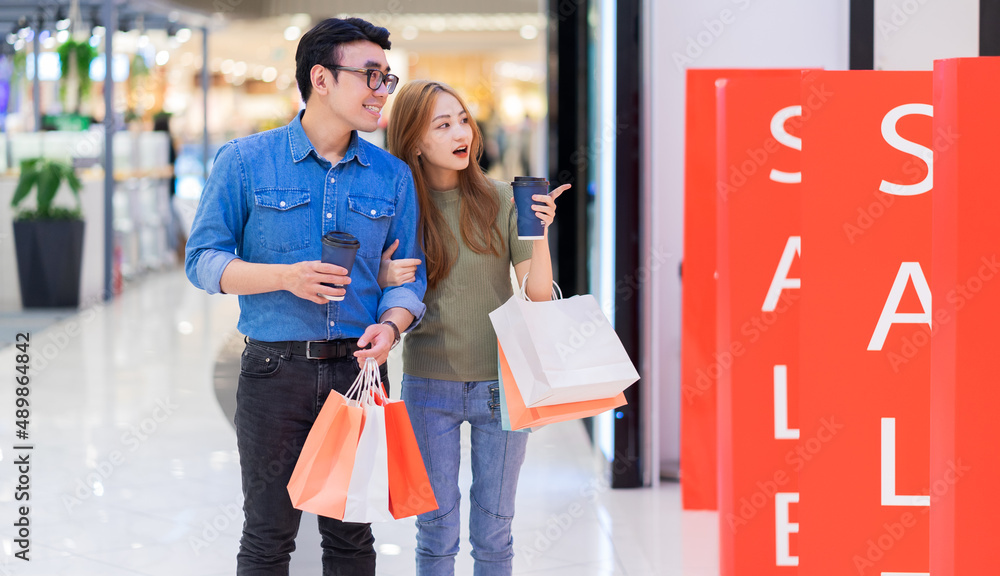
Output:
[
  {"xmin": 55, "ymin": 37, "xmax": 97, "ymax": 129},
  {"xmin": 10, "ymin": 158, "xmax": 86, "ymax": 308}
]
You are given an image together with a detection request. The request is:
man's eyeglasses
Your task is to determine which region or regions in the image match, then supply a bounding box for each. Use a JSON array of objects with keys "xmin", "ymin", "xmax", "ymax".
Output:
[{"xmin": 326, "ymin": 65, "xmax": 399, "ymax": 94}]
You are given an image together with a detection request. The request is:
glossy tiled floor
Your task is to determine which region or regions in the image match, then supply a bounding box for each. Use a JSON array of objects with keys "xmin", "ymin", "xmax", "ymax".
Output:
[{"xmin": 0, "ymin": 270, "xmax": 718, "ymax": 575}]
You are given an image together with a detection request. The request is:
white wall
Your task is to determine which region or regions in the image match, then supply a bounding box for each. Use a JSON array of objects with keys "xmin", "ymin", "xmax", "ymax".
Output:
[
  {"xmin": 645, "ymin": 0, "xmax": 850, "ymax": 477},
  {"xmin": 874, "ymin": 0, "xmax": 979, "ymax": 69}
]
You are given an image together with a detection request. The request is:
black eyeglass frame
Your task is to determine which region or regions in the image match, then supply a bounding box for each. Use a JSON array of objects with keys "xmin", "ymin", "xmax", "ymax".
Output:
[{"xmin": 325, "ymin": 65, "xmax": 399, "ymax": 94}]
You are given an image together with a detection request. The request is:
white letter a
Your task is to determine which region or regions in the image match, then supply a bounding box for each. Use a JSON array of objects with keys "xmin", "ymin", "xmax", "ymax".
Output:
[
  {"xmin": 762, "ymin": 236, "xmax": 801, "ymax": 312},
  {"xmin": 867, "ymin": 262, "xmax": 931, "ymax": 351}
]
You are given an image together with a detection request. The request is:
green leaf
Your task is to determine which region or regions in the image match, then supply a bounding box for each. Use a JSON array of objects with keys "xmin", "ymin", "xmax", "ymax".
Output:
[
  {"xmin": 11, "ymin": 169, "xmax": 38, "ymax": 207},
  {"xmin": 77, "ymin": 43, "xmax": 97, "ymax": 98},
  {"xmin": 35, "ymin": 161, "xmax": 60, "ymax": 217},
  {"xmin": 64, "ymin": 164, "xmax": 82, "ymax": 196}
]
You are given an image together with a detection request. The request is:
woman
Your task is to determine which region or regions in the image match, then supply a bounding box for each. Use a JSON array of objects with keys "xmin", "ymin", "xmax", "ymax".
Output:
[{"xmin": 383, "ymin": 80, "xmax": 569, "ymax": 576}]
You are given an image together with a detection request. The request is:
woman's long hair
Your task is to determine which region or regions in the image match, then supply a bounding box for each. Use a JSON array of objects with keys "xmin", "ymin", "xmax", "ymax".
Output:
[{"xmin": 387, "ymin": 80, "xmax": 501, "ymax": 290}]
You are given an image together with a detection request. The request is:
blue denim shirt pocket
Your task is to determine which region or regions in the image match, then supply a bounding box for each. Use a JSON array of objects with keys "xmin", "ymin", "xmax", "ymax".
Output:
[
  {"xmin": 347, "ymin": 194, "xmax": 395, "ymax": 259},
  {"xmin": 253, "ymin": 188, "xmax": 313, "ymax": 253}
]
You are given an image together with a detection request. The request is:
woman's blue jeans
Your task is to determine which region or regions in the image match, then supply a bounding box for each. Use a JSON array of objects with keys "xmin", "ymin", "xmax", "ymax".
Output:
[{"xmin": 401, "ymin": 374, "xmax": 530, "ymax": 576}]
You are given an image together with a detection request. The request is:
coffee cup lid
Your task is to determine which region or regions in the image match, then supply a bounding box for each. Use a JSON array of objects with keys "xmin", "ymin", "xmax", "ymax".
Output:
[
  {"xmin": 322, "ymin": 231, "xmax": 360, "ymax": 247},
  {"xmin": 513, "ymin": 176, "xmax": 548, "ymax": 182},
  {"xmin": 512, "ymin": 179, "xmax": 549, "ymax": 187}
]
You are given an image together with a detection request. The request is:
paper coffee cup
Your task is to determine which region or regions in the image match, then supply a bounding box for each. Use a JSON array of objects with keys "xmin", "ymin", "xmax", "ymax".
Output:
[
  {"xmin": 320, "ymin": 231, "xmax": 360, "ymax": 301},
  {"xmin": 511, "ymin": 178, "xmax": 549, "ymax": 239}
]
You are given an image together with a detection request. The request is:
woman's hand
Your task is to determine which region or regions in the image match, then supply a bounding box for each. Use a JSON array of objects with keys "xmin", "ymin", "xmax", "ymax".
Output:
[
  {"xmin": 377, "ymin": 239, "xmax": 422, "ymax": 289},
  {"xmin": 510, "ymin": 184, "xmax": 572, "ymax": 231},
  {"xmin": 532, "ymin": 183, "xmax": 571, "ymax": 227}
]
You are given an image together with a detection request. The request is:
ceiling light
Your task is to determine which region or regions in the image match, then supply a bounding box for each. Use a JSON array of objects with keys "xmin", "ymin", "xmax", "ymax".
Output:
[
  {"xmin": 284, "ymin": 26, "xmax": 301, "ymax": 41},
  {"xmin": 175, "ymin": 28, "xmax": 192, "ymax": 43},
  {"xmin": 401, "ymin": 25, "xmax": 418, "ymax": 40},
  {"xmin": 520, "ymin": 24, "xmax": 538, "ymax": 40}
]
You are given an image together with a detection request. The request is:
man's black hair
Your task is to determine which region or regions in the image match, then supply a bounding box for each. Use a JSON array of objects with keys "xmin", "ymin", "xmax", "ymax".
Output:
[{"xmin": 295, "ymin": 17, "xmax": 391, "ymax": 103}]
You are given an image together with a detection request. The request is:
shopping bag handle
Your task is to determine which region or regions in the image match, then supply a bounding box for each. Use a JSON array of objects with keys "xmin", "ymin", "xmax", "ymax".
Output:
[
  {"xmin": 519, "ymin": 273, "xmax": 563, "ymax": 302},
  {"xmin": 345, "ymin": 357, "xmax": 382, "ymax": 403}
]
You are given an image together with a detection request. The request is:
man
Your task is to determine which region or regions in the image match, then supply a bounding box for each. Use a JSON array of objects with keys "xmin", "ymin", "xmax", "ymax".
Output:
[{"xmin": 185, "ymin": 17, "xmax": 426, "ymax": 575}]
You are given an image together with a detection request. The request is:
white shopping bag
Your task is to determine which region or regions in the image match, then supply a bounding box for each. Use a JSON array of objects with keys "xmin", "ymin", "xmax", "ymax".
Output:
[
  {"xmin": 489, "ymin": 292, "xmax": 639, "ymax": 407},
  {"xmin": 342, "ymin": 359, "xmax": 393, "ymax": 523}
]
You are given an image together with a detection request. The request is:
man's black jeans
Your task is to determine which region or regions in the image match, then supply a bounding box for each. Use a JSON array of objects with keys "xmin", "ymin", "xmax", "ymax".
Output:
[{"xmin": 235, "ymin": 339, "xmax": 388, "ymax": 576}]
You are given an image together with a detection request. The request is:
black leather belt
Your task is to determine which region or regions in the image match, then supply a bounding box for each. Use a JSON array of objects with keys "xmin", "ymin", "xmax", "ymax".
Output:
[{"xmin": 248, "ymin": 338, "xmax": 364, "ymax": 360}]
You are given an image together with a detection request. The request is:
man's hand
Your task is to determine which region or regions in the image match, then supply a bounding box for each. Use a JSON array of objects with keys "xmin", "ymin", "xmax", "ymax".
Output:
[
  {"xmin": 354, "ymin": 322, "xmax": 395, "ymax": 366},
  {"xmin": 377, "ymin": 239, "xmax": 422, "ymax": 288},
  {"xmin": 282, "ymin": 261, "xmax": 351, "ymax": 304}
]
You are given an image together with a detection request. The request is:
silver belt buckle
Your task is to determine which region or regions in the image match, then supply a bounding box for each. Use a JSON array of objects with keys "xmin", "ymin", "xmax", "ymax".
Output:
[{"xmin": 305, "ymin": 341, "xmax": 321, "ymax": 360}]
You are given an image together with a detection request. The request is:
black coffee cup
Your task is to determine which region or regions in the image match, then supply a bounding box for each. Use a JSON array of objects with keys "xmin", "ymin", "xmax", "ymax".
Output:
[
  {"xmin": 320, "ymin": 231, "xmax": 360, "ymax": 301},
  {"xmin": 511, "ymin": 177, "xmax": 550, "ymax": 239}
]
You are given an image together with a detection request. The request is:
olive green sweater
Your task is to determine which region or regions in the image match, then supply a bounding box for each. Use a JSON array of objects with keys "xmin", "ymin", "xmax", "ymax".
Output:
[{"xmin": 402, "ymin": 180, "xmax": 533, "ymax": 381}]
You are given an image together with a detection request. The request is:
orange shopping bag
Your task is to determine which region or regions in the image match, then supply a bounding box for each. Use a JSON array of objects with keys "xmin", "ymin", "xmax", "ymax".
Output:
[
  {"xmin": 383, "ymin": 399, "xmax": 439, "ymax": 519},
  {"xmin": 287, "ymin": 389, "xmax": 363, "ymax": 519},
  {"xmin": 499, "ymin": 342, "xmax": 626, "ymax": 430}
]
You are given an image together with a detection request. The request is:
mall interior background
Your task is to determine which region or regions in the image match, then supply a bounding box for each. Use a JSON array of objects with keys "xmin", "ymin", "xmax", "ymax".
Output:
[
  {"xmin": 0, "ymin": 0, "xmax": 657, "ymax": 494},
  {"xmin": 0, "ymin": 0, "xmax": 989, "ymax": 504}
]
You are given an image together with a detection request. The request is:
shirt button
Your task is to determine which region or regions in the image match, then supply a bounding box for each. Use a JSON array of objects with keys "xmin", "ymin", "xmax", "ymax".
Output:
[
  {"xmin": 330, "ymin": 177, "xmax": 336, "ymax": 183},
  {"xmin": 279, "ymin": 201, "xmax": 286, "ymax": 207},
  {"xmin": 370, "ymin": 209, "xmax": 377, "ymax": 216},
  {"xmin": 326, "ymin": 213, "xmax": 333, "ymax": 219},
  {"xmin": 330, "ymin": 321, "xmax": 335, "ymax": 327}
]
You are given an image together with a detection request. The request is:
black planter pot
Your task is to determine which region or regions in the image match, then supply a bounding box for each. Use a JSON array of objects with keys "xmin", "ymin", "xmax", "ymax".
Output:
[{"xmin": 12, "ymin": 219, "xmax": 85, "ymax": 308}]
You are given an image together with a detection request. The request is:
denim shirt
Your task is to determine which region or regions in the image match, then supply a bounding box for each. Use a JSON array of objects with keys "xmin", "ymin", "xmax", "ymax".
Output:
[{"xmin": 185, "ymin": 112, "xmax": 427, "ymax": 341}]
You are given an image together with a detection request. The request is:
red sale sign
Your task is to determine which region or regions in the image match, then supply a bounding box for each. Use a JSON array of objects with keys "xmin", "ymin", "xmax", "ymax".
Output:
[
  {"xmin": 682, "ymin": 68, "xmax": 806, "ymax": 511},
  {"xmin": 930, "ymin": 56, "xmax": 1000, "ymax": 576},
  {"xmin": 798, "ymin": 70, "xmax": 932, "ymax": 576},
  {"xmin": 715, "ymin": 73, "xmax": 804, "ymax": 576}
]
